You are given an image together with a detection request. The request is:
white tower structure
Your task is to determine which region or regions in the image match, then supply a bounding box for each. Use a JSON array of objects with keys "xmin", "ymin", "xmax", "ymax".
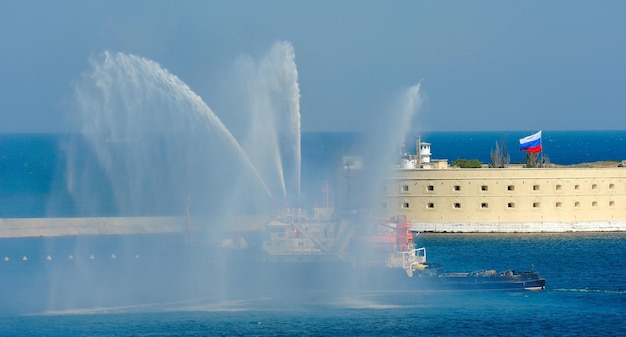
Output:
[{"xmin": 419, "ymin": 142, "xmax": 432, "ymax": 164}]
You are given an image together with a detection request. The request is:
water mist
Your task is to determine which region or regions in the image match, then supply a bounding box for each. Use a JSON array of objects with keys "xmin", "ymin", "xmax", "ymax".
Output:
[
  {"xmin": 232, "ymin": 41, "xmax": 302, "ymax": 202},
  {"xmin": 69, "ymin": 51, "xmax": 273, "ymax": 217},
  {"xmin": 46, "ymin": 44, "xmax": 307, "ymax": 312}
]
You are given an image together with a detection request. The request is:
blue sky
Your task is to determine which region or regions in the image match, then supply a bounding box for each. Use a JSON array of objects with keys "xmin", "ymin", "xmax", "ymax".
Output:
[{"xmin": 1, "ymin": 1, "xmax": 625, "ymax": 133}]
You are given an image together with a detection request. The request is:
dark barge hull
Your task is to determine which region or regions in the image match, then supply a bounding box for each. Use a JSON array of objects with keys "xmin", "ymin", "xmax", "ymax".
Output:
[
  {"xmin": 426, "ymin": 273, "xmax": 546, "ymax": 291},
  {"xmin": 400, "ymin": 268, "xmax": 546, "ymax": 291}
]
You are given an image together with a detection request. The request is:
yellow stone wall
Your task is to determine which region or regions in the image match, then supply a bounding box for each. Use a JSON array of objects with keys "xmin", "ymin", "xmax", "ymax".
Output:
[{"xmin": 376, "ymin": 167, "xmax": 626, "ymax": 224}]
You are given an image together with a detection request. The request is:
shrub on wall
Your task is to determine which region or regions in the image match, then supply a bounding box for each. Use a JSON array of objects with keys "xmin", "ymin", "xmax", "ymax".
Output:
[{"xmin": 451, "ymin": 159, "xmax": 482, "ymax": 168}]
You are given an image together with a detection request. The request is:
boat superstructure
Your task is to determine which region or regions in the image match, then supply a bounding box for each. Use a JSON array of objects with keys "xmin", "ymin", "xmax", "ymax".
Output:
[{"xmin": 262, "ymin": 207, "xmax": 347, "ymax": 263}]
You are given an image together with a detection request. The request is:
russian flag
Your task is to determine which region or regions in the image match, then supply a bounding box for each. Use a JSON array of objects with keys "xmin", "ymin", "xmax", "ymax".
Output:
[{"xmin": 519, "ymin": 131, "xmax": 542, "ymax": 153}]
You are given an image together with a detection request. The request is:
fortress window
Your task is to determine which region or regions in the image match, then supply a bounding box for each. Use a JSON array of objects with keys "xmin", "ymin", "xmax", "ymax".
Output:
[
  {"xmin": 507, "ymin": 185, "xmax": 515, "ymax": 191},
  {"xmin": 453, "ymin": 203, "xmax": 461, "ymax": 209},
  {"xmin": 427, "ymin": 203, "xmax": 434, "ymax": 208},
  {"xmin": 454, "ymin": 185, "xmax": 461, "ymax": 191},
  {"xmin": 402, "ymin": 202, "xmax": 410, "ymax": 209},
  {"xmin": 610, "ymin": 201, "xmax": 615, "ymax": 207},
  {"xmin": 592, "ymin": 201, "xmax": 598, "ymax": 207},
  {"xmin": 592, "ymin": 184, "xmax": 598, "ymax": 190},
  {"xmin": 427, "ymin": 185, "xmax": 434, "ymax": 191},
  {"xmin": 507, "ymin": 202, "xmax": 515, "ymax": 208},
  {"xmin": 609, "ymin": 184, "xmax": 615, "ymax": 190},
  {"xmin": 402, "ymin": 185, "xmax": 409, "ymax": 192},
  {"xmin": 575, "ymin": 185, "xmax": 580, "ymax": 190},
  {"xmin": 575, "ymin": 201, "xmax": 580, "ymax": 207},
  {"xmin": 533, "ymin": 185, "xmax": 540, "ymax": 191},
  {"xmin": 481, "ymin": 203, "xmax": 488, "ymax": 208},
  {"xmin": 481, "ymin": 185, "xmax": 488, "ymax": 191},
  {"xmin": 532, "ymin": 202, "xmax": 540, "ymax": 208},
  {"xmin": 556, "ymin": 202, "xmax": 562, "ymax": 207},
  {"xmin": 556, "ymin": 184, "xmax": 562, "ymax": 191}
]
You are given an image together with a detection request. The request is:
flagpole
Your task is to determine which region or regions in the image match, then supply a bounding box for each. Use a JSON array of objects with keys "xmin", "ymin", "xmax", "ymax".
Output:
[{"xmin": 539, "ymin": 131, "xmax": 543, "ymax": 168}]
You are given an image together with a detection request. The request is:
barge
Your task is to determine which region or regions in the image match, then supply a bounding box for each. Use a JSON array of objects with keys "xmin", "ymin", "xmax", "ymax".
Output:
[{"xmin": 390, "ymin": 247, "xmax": 546, "ymax": 291}]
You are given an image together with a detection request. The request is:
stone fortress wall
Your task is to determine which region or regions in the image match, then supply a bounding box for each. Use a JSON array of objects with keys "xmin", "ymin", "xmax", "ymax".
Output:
[{"xmin": 377, "ymin": 167, "xmax": 626, "ymax": 232}]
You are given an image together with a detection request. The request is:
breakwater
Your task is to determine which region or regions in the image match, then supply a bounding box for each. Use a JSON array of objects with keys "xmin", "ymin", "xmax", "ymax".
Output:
[
  {"xmin": 0, "ymin": 216, "xmax": 269, "ymax": 238},
  {"xmin": 0, "ymin": 217, "xmax": 183, "ymax": 238}
]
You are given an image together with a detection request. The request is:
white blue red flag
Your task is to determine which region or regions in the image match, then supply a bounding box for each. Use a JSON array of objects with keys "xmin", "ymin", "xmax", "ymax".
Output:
[{"xmin": 519, "ymin": 131, "xmax": 542, "ymax": 153}]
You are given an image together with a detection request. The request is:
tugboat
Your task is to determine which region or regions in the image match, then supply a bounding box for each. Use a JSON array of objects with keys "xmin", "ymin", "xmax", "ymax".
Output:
[
  {"xmin": 388, "ymin": 216, "xmax": 547, "ymax": 291},
  {"xmin": 260, "ymin": 209, "xmax": 546, "ymax": 291}
]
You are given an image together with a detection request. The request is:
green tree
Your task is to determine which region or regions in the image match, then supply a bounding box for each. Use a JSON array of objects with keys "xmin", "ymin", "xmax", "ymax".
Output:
[{"xmin": 451, "ymin": 159, "xmax": 483, "ymax": 168}]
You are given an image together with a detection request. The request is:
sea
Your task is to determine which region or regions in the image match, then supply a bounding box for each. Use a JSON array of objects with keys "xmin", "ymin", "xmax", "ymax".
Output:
[{"xmin": 1, "ymin": 131, "xmax": 626, "ymax": 336}]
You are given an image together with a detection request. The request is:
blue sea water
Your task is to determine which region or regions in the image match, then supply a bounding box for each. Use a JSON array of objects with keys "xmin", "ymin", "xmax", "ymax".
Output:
[
  {"xmin": 1, "ymin": 131, "xmax": 626, "ymax": 336},
  {"xmin": 0, "ymin": 233, "xmax": 624, "ymax": 336}
]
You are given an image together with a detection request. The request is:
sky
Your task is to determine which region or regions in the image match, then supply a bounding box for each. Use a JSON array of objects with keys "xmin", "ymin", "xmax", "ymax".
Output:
[{"xmin": 1, "ymin": 1, "xmax": 625, "ymax": 133}]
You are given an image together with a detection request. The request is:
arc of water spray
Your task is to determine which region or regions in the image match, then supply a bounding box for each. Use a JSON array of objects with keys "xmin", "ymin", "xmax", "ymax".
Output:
[
  {"xmin": 398, "ymin": 81, "xmax": 423, "ymax": 143},
  {"xmin": 374, "ymin": 81, "xmax": 424, "ymax": 172},
  {"xmin": 78, "ymin": 51, "xmax": 273, "ymax": 200},
  {"xmin": 237, "ymin": 41, "xmax": 301, "ymax": 199},
  {"xmin": 270, "ymin": 41, "xmax": 302, "ymax": 198},
  {"xmin": 164, "ymin": 73, "xmax": 275, "ymax": 200}
]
